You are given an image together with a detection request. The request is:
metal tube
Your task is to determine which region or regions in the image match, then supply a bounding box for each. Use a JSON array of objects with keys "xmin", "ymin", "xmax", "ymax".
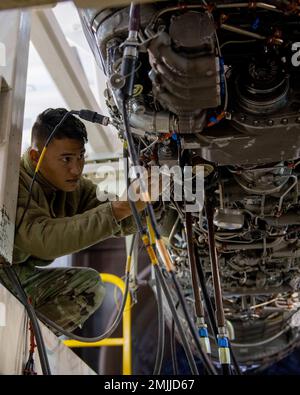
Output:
[
  {"xmin": 216, "ymin": 2, "xmax": 280, "ymax": 12},
  {"xmin": 216, "ymin": 236, "xmax": 285, "ymax": 251},
  {"xmin": 129, "ymin": 3, "xmax": 140, "ymax": 32},
  {"xmin": 278, "ymin": 175, "xmax": 298, "ymax": 213},
  {"xmin": 221, "ymin": 23, "xmax": 266, "ymax": 40},
  {"xmin": 185, "ymin": 212, "xmax": 205, "ymax": 318},
  {"xmin": 206, "ymin": 199, "xmax": 226, "ymax": 327}
]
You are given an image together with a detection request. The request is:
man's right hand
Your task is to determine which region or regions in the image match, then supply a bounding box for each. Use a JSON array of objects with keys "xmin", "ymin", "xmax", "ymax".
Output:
[{"xmin": 111, "ymin": 170, "xmax": 161, "ymax": 221}]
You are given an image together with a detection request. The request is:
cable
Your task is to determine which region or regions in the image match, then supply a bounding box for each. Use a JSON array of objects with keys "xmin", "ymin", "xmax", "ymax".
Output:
[
  {"xmin": 170, "ymin": 304, "xmax": 179, "ymax": 375},
  {"xmin": 153, "ymin": 267, "xmax": 165, "ymax": 375},
  {"xmin": 185, "ymin": 212, "xmax": 205, "ymax": 319},
  {"xmin": 170, "ymin": 271, "xmax": 217, "ymax": 375},
  {"xmin": 146, "ymin": 213, "xmax": 165, "ymax": 376},
  {"xmin": 154, "ymin": 265, "xmax": 200, "ymax": 375},
  {"xmin": 3, "ymin": 264, "xmax": 51, "ymax": 375}
]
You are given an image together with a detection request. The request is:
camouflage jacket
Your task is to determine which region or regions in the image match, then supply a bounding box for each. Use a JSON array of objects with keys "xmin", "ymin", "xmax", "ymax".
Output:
[{"xmin": 13, "ymin": 151, "xmax": 136, "ymax": 266}]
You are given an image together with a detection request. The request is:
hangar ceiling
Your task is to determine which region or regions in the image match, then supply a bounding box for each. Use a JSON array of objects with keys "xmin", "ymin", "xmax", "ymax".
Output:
[{"xmin": 0, "ymin": 0, "xmax": 163, "ymax": 10}]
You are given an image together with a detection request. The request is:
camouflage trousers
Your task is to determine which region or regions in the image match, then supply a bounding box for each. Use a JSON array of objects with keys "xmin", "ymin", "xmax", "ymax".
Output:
[{"xmin": 0, "ymin": 264, "xmax": 106, "ymax": 334}]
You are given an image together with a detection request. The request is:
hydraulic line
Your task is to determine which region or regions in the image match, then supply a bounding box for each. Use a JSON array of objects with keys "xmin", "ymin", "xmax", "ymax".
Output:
[
  {"xmin": 185, "ymin": 212, "xmax": 204, "ymax": 319},
  {"xmin": 205, "ymin": 197, "xmax": 232, "ymax": 375},
  {"xmin": 206, "ymin": 200, "xmax": 226, "ymax": 329},
  {"xmin": 147, "ymin": 216, "xmax": 165, "ymax": 376},
  {"xmin": 170, "ymin": 271, "xmax": 216, "ymax": 375},
  {"xmin": 171, "ymin": 312, "xmax": 179, "ymax": 374},
  {"xmin": 194, "ymin": 246, "xmax": 218, "ymax": 337},
  {"xmin": 154, "ymin": 265, "xmax": 200, "ymax": 375},
  {"xmin": 185, "ymin": 212, "xmax": 211, "ymax": 357},
  {"xmin": 153, "ymin": 267, "xmax": 165, "ymax": 375},
  {"xmin": 193, "ymin": 246, "xmax": 242, "ymax": 375}
]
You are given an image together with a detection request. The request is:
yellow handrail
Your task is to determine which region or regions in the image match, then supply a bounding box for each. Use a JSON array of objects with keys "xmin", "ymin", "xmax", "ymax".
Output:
[{"xmin": 63, "ymin": 273, "xmax": 132, "ymax": 375}]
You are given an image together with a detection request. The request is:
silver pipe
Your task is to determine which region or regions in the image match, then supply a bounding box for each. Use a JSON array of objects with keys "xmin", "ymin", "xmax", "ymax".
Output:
[
  {"xmin": 272, "ymin": 250, "xmax": 300, "ymax": 258},
  {"xmin": 145, "ymin": 5, "xmax": 205, "ymax": 37},
  {"xmin": 218, "ymin": 180, "xmax": 225, "ymax": 210},
  {"xmin": 168, "ymin": 215, "xmax": 180, "ymax": 245},
  {"xmin": 278, "ymin": 175, "xmax": 298, "ymax": 213},
  {"xmin": 220, "ymin": 23, "xmax": 266, "ymax": 40},
  {"xmin": 217, "ymin": 236, "xmax": 285, "ymax": 251},
  {"xmin": 216, "ymin": 2, "xmax": 280, "ymax": 12},
  {"xmin": 231, "ymin": 327, "xmax": 288, "ymax": 348},
  {"xmin": 145, "ymin": 2, "xmax": 281, "ymax": 38},
  {"xmin": 129, "ymin": 111, "xmax": 172, "ymax": 134},
  {"xmin": 263, "ymin": 213, "xmax": 300, "ymax": 226}
]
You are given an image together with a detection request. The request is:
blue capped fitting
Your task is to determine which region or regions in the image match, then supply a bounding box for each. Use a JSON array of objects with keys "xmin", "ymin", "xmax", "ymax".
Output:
[
  {"xmin": 218, "ymin": 337, "xmax": 229, "ymax": 348},
  {"xmin": 209, "ymin": 116, "xmax": 218, "ymax": 124},
  {"xmin": 198, "ymin": 327, "xmax": 209, "ymax": 338}
]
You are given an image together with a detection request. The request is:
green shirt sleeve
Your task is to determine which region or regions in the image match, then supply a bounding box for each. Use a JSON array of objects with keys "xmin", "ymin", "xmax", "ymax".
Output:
[{"xmin": 14, "ymin": 176, "xmax": 137, "ymax": 263}]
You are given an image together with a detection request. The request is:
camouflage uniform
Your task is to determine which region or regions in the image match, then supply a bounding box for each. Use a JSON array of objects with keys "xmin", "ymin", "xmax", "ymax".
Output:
[
  {"xmin": 0, "ymin": 263, "xmax": 105, "ymax": 333},
  {"xmin": 0, "ymin": 151, "xmax": 136, "ymax": 334}
]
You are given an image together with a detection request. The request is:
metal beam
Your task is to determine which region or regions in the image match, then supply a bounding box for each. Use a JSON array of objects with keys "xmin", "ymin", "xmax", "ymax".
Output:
[
  {"xmin": 31, "ymin": 8, "xmax": 114, "ymax": 153},
  {"xmin": 0, "ymin": 0, "xmax": 163, "ymax": 11},
  {"xmin": 0, "ymin": 10, "xmax": 31, "ymax": 264}
]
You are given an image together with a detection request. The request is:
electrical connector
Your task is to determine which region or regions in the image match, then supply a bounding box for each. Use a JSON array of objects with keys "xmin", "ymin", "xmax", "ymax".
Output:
[{"xmin": 76, "ymin": 109, "xmax": 110, "ymax": 126}]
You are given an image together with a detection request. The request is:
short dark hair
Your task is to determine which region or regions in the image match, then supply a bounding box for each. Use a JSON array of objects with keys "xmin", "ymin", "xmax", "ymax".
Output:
[{"xmin": 31, "ymin": 108, "xmax": 88, "ymax": 147}]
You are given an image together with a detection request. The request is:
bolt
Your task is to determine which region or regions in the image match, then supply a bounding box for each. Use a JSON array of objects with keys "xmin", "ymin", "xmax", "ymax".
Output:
[
  {"xmin": 281, "ymin": 118, "xmax": 288, "ymax": 125},
  {"xmin": 253, "ymin": 120, "xmax": 259, "ymax": 126},
  {"xmin": 267, "ymin": 120, "xmax": 274, "ymax": 126},
  {"xmin": 296, "ymin": 117, "xmax": 300, "ymax": 123},
  {"xmin": 240, "ymin": 114, "xmax": 246, "ymax": 122}
]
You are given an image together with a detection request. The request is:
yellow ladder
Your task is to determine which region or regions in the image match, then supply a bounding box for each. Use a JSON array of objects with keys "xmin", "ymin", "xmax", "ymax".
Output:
[{"xmin": 63, "ymin": 273, "xmax": 132, "ymax": 375}]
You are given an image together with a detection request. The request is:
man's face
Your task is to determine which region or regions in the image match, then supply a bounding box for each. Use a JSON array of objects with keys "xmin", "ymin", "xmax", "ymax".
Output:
[{"xmin": 32, "ymin": 138, "xmax": 86, "ymax": 192}]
